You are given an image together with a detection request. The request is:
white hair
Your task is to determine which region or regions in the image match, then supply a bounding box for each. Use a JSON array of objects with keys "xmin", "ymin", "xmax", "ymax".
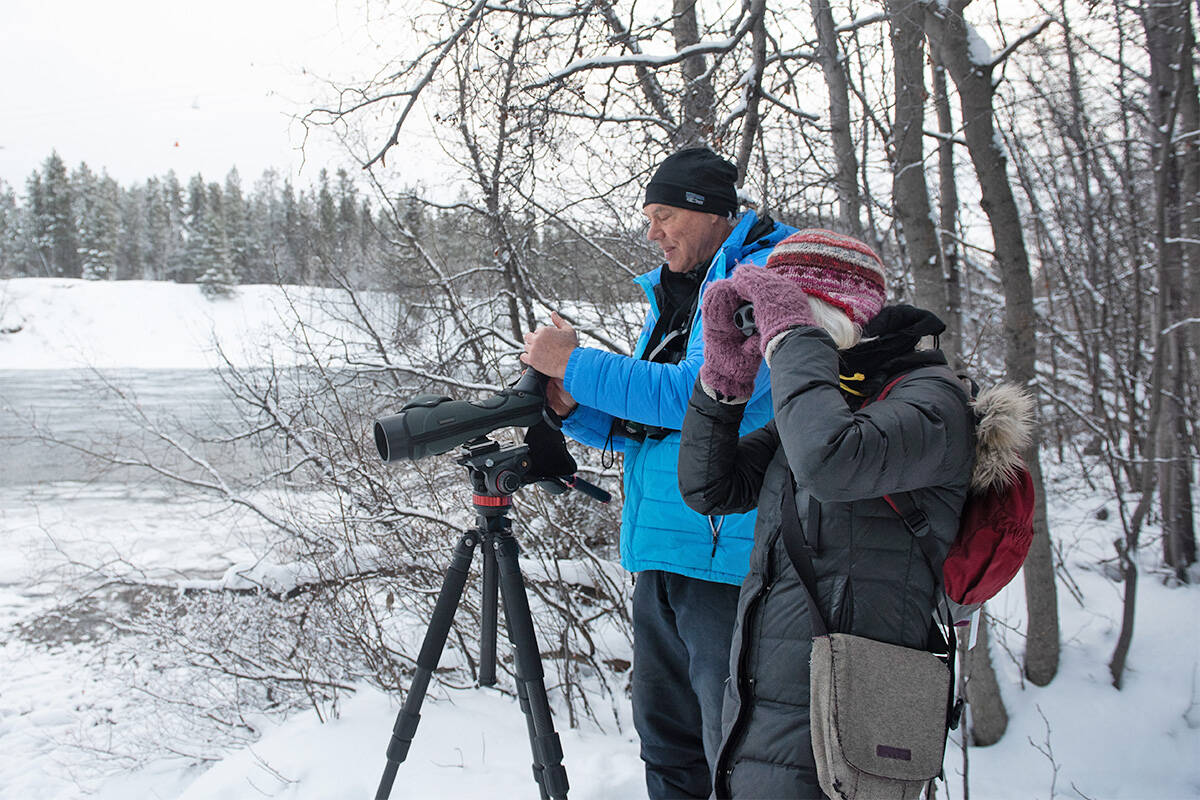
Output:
[{"xmin": 806, "ymin": 294, "xmax": 862, "ymax": 350}]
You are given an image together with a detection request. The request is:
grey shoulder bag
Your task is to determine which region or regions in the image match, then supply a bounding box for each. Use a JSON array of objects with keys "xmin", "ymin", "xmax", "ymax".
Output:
[{"xmin": 781, "ymin": 486, "xmax": 951, "ymax": 800}]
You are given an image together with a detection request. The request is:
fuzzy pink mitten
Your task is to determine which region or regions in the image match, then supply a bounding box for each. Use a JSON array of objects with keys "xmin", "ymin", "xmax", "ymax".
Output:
[
  {"xmin": 698, "ymin": 279, "xmax": 762, "ymax": 401},
  {"xmin": 727, "ymin": 266, "xmax": 818, "ymax": 360}
]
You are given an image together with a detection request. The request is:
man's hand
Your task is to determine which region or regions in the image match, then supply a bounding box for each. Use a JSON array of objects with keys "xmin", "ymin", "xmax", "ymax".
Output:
[
  {"xmin": 521, "ymin": 312, "xmax": 579, "ymax": 379},
  {"xmin": 545, "ymin": 378, "xmax": 578, "ymax": 417}
]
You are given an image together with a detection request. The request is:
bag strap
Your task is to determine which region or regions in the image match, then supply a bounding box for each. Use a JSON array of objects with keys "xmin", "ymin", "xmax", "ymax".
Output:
[
  {"xmin": 784, "ymin": 369, "xmax": 963, "ymax": 734},
  {"xmin": 779, "ymin": 482, "xmax": 829, "ymax": 637},
  {"xmin": 783, "ymin": 475, "xmax": 963, "ymax": 736}
]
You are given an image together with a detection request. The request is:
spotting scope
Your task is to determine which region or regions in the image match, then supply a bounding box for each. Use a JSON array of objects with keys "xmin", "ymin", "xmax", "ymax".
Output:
[{"xmin": 374, "ymin": 369, "xmax": 549, "ymax": 462}]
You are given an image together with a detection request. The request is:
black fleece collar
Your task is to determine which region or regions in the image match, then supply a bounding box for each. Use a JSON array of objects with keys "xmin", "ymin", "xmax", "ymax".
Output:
[{"xmin": 839, "ymin": 304, "xmax": 949, "ymax": 403}]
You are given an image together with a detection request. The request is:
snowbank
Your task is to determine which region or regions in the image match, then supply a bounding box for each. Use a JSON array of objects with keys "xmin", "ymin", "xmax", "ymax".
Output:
[{"xmin": 0, "ymin": 277, "xmax": 359, "ymax": 370}]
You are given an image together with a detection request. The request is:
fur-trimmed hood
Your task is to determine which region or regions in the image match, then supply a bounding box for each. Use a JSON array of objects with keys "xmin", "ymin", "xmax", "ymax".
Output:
[{"xmin": 970, "ymin": 383, "xmax": 1034, "ymax": 493}]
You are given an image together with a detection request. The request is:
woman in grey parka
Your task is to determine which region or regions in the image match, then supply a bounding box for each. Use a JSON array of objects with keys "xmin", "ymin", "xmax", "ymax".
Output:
[{"xmin": 678, "ymin": 229, "xmax": 976, "ymax": 799}]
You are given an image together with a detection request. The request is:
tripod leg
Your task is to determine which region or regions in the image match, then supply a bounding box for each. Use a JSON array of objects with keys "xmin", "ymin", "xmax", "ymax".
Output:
[
  {"xmin": 513, "ymin": 664, "xmax": 552, "ymax": 800},
  {"xmin": 493, "ymin": 532, "xmax": 552, "ymax": 800},
  {"xmin": 493, "ymin": 528, "xmax": 570, "ymax": 800},
  {"xmin": 479, "ymin": 538, "xmax": 499, "ymax": 687},
  {"xmin": 375, "ymin": 530, "xmax": 479, "ymax": 800}
]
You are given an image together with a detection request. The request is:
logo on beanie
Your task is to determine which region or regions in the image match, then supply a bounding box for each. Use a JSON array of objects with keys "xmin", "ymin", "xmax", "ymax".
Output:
[{"xmin": 685, "ymin": 191, "xmax": 705, "ymax": 205}]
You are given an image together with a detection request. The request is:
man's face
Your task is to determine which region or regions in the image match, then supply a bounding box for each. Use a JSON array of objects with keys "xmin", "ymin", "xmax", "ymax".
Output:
[{"xmin": 643, "ymin": 203, "xmax": 731, "ymax": 273}]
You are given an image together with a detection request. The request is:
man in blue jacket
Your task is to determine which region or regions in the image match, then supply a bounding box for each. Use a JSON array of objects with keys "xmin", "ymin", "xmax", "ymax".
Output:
[{"xmin": 521, "ymin": 148, "xmax": 793, "ymax": 799}]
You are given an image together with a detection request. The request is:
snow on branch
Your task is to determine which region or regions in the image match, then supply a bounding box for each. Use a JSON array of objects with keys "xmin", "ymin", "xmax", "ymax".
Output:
[
  {"xmin": 530, "ymin": 20, "xmax": 752, "ymax": 89},
  {"xmin": 480, "ymin": 0, "xmax": 591, "ymax": 21},
  {"xmin": 176, "ymin": 546, "xmax": 401, "ymax": 601},
  {"xmin": 759, "ymin": 88, "xmax": 822, "ymax": 122},
  {"xmin": 1161, "ymin": 317, "xmax": 1200, "ymax": 337},
  {"xmin": 925, "ymin": 128, "xmax": 967, "ymax": 145},
  {"xmin": 1173, "ymin": 127, "xmax": 1200, "ymax": 145},
  {"xmin": 980, "ymin": 17, "xmax": 1054, "ymax": 70},
  {"xmin": 552, "ymin": 107, "xmax": 676, "ymax": 131},
  {"xmin": 766, "ymin": 48, "xmax": 818, "ymax": 66},
  {"xmin": 171, "ymin": 548, "xmax": 625, "ymax": 604},
  {"xmin": 834, "ymin": 11, "xmax": 888, "ymax": 34}
]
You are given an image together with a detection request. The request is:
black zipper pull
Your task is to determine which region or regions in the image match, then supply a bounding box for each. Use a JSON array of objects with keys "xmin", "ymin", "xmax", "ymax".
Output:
[{"xmin": 709, "ymin": 516, "xmax": 722, "ymax": 557}]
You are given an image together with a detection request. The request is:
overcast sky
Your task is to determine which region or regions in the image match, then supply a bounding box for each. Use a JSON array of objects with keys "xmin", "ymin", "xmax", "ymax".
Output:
[{"xmin": 0, "ymin": 0, "xmax": 389, "ymax": 190}]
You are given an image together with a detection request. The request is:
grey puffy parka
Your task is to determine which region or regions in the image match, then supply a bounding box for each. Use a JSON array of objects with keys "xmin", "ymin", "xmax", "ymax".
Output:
[{"xmin": 678, "ymin": 311, "xmax": 975, "ymax": 799}]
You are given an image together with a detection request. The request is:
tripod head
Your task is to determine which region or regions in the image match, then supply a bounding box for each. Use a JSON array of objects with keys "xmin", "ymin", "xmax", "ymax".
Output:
[
  {"xmin": 459, "ymin": 438, "xmax": 534, "ymax": 502},
  {"xmin": 458, "ymin": 437, "xmax": 610, "ymax": 507}
]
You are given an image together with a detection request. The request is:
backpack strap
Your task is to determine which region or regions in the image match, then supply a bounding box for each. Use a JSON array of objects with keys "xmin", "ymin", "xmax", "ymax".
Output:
[
  {"xmin": 867, "ymin": 370, "xmax": 946, "ymax": 590},
  {"xmin": 873, "ymin": 372, "xmax": 909, "ymax": 401},
  {"xmin": 882, "ymin": 492, "xmax": 942, "ymax": 590}
]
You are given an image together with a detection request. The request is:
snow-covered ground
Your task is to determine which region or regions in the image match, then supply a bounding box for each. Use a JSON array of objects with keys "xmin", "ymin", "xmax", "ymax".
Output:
[{"xmin": 1, "ymin": 277, "xmax": 1198, "ymax": 799}]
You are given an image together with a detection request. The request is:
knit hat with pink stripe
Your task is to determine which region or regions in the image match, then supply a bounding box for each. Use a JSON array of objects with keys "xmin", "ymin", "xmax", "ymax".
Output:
[{"xmin": 764, "ymin": 228, "xmax": 887, "ymax": 327}]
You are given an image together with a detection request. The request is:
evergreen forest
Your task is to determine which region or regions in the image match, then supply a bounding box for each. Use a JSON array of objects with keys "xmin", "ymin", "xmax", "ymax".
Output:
[{"xmin": 0, "ymin": 153, "xmax": 387, "ymax": 293}]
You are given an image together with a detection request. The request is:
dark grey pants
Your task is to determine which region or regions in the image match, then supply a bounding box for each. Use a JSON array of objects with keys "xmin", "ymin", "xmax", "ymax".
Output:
[{"xmin": 631, "ymin": 570, "xmax": 741, "ymax": 799}]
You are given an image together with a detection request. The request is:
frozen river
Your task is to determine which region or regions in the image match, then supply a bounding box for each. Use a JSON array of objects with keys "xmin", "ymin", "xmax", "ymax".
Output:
[
  {"xmin": 0, "ymin": 368, "xmax": 280, "ymax": 608},
  {"xmin": 0, "ymin": 368, "xmax": 256, "ymax": 487}
]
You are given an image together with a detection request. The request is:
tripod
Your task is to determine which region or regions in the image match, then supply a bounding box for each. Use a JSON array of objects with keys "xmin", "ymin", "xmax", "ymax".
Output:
[{"xmin": 375, "ymin": 438, "xmax": 572, "ymax": 800}]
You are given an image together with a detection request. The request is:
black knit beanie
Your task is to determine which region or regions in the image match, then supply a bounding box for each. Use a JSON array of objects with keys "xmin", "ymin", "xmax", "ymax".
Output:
[{"xmin": 643, "ymin": 147, "xmax": 739, "ymax": 217}]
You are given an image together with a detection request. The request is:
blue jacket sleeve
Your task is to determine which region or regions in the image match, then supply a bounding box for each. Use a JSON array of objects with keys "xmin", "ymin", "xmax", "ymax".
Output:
[
  {"xmin": 560, "ymin": 402, "xmax": 623, "ymax": 451},
  {"xmin": 563, "ymin": 346, "xmax": 700, "ymax": 429},
  {"xmin": 562, "ymin": 333, "xmax": 772, "ymax": 430}
]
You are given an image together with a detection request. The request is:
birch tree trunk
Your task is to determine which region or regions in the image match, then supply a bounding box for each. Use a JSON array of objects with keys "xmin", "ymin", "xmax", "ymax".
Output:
[
  {"xmin": 1059, "ymin": 0, "xmax": 1111, "ymax": 444},
  {"xmin": 811, "ymin": 0, "xmax": 864, "ymax": 237},
  {"xmin": 932, "ymin": 57, "xmax": 965, "ymax": 369},
  {"xmin": 964, "ymin": 615, "xmax": 1008, "ymax": 746},
  {"xmin": 922, "ymin": 0, "xmax": 1060, "ymax": 686},
  {"xmin": 1179, "ymin": 5, "xmax": 1200, "ymax": 416},
  {"xmin": 888, "ymin": 0, "xmax": 954, "ymax": 362},
  {"xmin": 931, "ymin": 45, "xmax": 1010, "ymax": 743},
  {"xmin": 735, "ymin": 0, "xmax": 768, "ymax": 182},
  {"xmin": 1180, "ymin": 7, "xmax": 1200, "ymax": 567},
  {"xmin": 1143, "ymin": 0, "xmax": 1198, "ymax": 578},
  {"xmin": 674, "ymin": 0, "xmax": 717, "ymax": 146}
]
